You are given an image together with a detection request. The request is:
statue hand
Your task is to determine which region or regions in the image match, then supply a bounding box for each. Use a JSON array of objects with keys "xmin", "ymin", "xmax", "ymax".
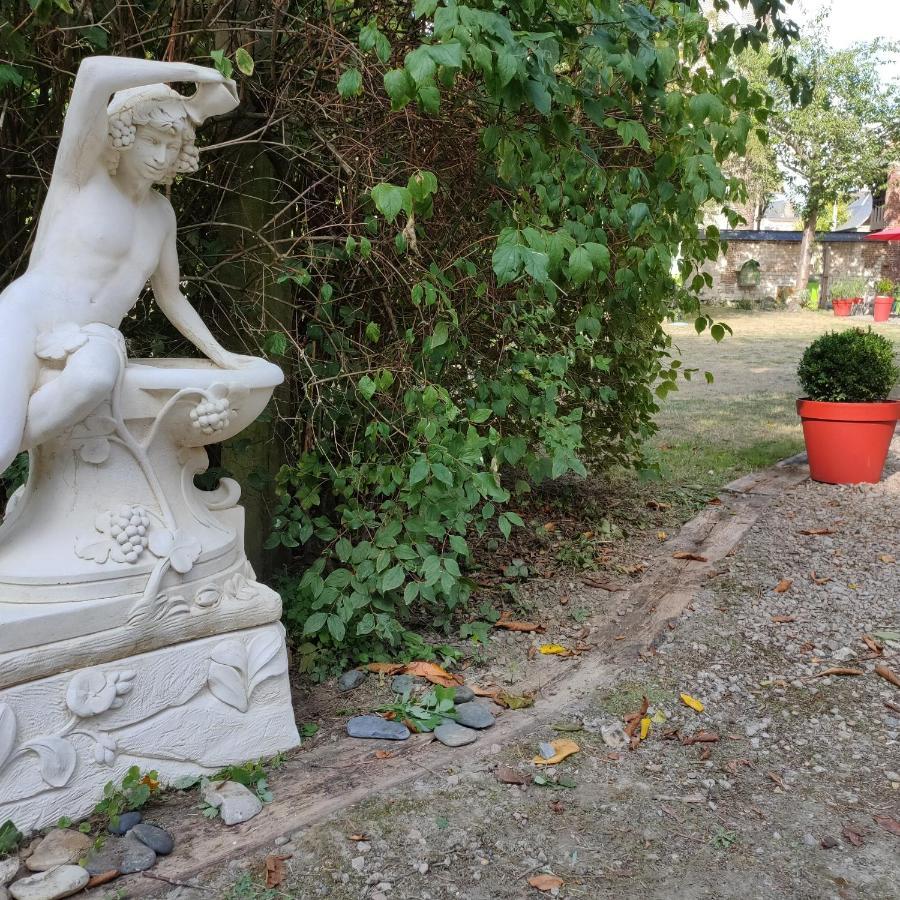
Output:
[{"xmin": 215, "ymin": 351, "xmax": 262, "ymax": 370}]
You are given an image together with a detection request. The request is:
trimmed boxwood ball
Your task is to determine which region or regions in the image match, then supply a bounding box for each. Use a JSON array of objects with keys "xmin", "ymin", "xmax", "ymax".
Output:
[{"xmin": 798, "ymin": 328, "xmax": 899, "ymax": 402}]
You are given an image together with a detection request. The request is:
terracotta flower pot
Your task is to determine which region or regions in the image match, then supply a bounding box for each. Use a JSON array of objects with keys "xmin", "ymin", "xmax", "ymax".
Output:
[
  {"xmin": 797, "ymin": 398, "xmax": 900, "ymax": 484},
  {"xmin": 832, "ymin": 298, "xmax": 855, "ymax": 317},
  {"xmin": 873, "ymin": 296, "xmax": 894, "ymax": 322}
]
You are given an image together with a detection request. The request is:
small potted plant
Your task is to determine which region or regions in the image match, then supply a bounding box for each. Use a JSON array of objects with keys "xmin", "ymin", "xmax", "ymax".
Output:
[
  {"xmin": 797, "ymin": 327, "xmax": 900, "ymax": 483},
  {"xmin": 874, "ymin": 277, "xmax": 895, "ymax": 322},
  {"xmin": 829, "ymin": 277, "xmax": 865, "ymax": 317}
]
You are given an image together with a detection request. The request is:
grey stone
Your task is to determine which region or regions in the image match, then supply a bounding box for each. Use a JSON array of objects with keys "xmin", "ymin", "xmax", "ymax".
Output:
[
  {"xmin": 538, "ymin": 741, "xmax": 556, "ymax": 759},
  {"xmin": 453, "ymin": 702, "xmax": 495, "ymax": 730},
  {"xmin": 130, "ymin": 823, "xmax": 174, "ymax": 856},
  {"xmin": 391, "ymin": 674, "xmax": 423, "ymax": 695},
  {"xmin": 338, "ymin": 669, "xmax": 367, "ymax": 692},
  {"xmin": 453, "ymin": 685, "xmax": 475, "ymax": 704},
  {"xmin": 201, "ymin": 780, "xmax": 264, "ymax": 826},
  {"xmin": 84, "ymin": 834, "xmax": 157, "ymax": 876},
  {"xmin": 8, "ymin": 866, "xmax": 89, "ymax": 900},
  {"xmin": 24, "ymin": 830, "xmax": 92, "ymax": 872},
  {"xmin": 600, "ymin": 722, "xmax": 629, "ymax": 750},
  {"xmin": 1, "ymin": 885, "xmax": 8, "ymax": 900},
  {"xmin": 108, "ymin": 810, "xmax": 142, "ymax": 835},
  {"xmin": 0, "ymin": 857, "xmax": 20, "ymax": 886},
  {"xmin": 347, "ymin": 715, "xmax": 410, "ymax": 741},
  {"xmin": 434, "ymin": 722, "xmax": 478, "ymax": 747}
]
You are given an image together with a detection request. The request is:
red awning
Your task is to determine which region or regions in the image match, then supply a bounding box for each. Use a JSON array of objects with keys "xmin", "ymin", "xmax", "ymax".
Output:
[{"xmin": 865, "ymin": 225, "xmax": 900, "ymax": 241}]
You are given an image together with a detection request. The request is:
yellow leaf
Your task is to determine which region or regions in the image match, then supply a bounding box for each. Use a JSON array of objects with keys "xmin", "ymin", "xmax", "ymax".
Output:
[
  {"xmin": 640, "ymin": 717, "xmax": 651, "ymax": 740},
  {"xmin": 880, "ymin": 554, "xmax": 895, "ymax": 564},
  {"xmin": 651, "ymin": 709, "xmax": 667, "ymax": 724},
  {"xmin": 539, "ymin": 644, "xmax": 569, "ymax": 656},
  {"xmin": 680, "ymin": 693, "xmax": 705, "ymax": 713},
  {"xmin": 533, "ymin": 739, "xmax": 580, "ymax": 766},
  {"xmin": 657, "ymin": 530, "xmax": 668, "ymax": 541}
]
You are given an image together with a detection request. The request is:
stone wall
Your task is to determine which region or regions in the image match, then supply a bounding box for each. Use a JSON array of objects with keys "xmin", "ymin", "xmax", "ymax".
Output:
[{"xmin": 699, "ymin": 231, "xmax": 900, "ymax": 305}]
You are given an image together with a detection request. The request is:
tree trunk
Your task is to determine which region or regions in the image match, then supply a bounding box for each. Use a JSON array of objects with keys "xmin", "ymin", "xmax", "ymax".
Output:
[{"xmin": 792, "ymin": 202, "xmax": 819, "ymax": 308}]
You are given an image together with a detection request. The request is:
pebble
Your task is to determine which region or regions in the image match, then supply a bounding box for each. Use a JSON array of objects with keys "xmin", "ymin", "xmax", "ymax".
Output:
[
  {"xmin": 25, "ymin": 830, "xmax": 92, "ymax": 872},
  {"xmin": 538, "ymin": 742, "xmax": 556, "ymax": 759},
  {"xmin": 453, "ymin": 703, "xmax": 495, "ymax": 730},
  {"xmin": 0, "ymin": 858, "xmax": 19, "ymax": 886},
  {"xmin": 129, "ymin": 823, "xmax": 174, "ymax": 856},
  {"xmin": 84, "ymin": 835, "xmax": 156, "ymax": 876},
  {"xmin": 201, "ymin": 780, "xmax": 263, "ymax": 826},
  {"xmin": 8, "ymin": 865, "xmax": 89, "ymax": 900},
  {"xmin": 600, "ymin": 722, "xmax": 629, "ymax": 750},
  {"xmin": 108, "ymin": 810, "xmax": 143, "ymax": 835},
  {"xmin": 351, "ymin": 856, "xmax": 365, "ymax": 872},
  {"xmin": 434, "ymin": 722, "xmax": 478, "ymax": 747},
  {"xmin": 744, "ymin": 718, "xmax": 772, "ymax": 738},
  {"xmin": 391, "ymin": 675, "xmax": 421, "ymax": 695},
  {"xmin": 346, "ymin": 715, "xmax": 411, "ymax": 741},
  {"xmin": 337, "ymin": 669, "xmax": 367, "ymax": 692},
  {"xmin": 454, "ymin": 685, "xmax": 475, "ymax": 704}
]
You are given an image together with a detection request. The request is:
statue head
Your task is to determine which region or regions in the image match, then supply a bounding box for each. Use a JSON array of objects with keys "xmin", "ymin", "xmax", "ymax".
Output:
[{"xmin": 106, "ymin": 84, "xmax": 200, "ymax": 186}]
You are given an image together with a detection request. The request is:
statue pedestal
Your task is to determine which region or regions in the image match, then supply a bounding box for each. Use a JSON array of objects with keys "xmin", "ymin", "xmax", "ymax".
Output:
[{"xmin": 0, "ymin": 358, "xmax": 299, "ymax": 831}]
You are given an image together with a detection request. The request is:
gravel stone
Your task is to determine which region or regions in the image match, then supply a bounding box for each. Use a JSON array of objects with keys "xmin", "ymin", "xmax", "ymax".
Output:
[
  {"xmin": 346, "ymin": 715, "xmax": 411, "ymax": 741},
  {"xmin": 108, "ymin": 811, "xmax": 142, "ymax": 835},
  {"xmin": 25, "ymin": 830, "xmax": 92, "ymax": 872},
  {"xmin": 434, "ymin": 721, "xmax": 478, "ymax": 747},
  {"xmin": 9, "ymin": 865, "xmax": 90, "ymax": 900},
  {"xmin": 453, "ymin": 685, "xmax": 475, "ymax": 703},
  {"xmin": 453, "ymin": 702, "xmax": 495, "ymax": 730},
  {"xmin": 200, "ymin": 780, "xmax": 263, "ymax": 825},
  {"xmin": 337, "ymin": 669, "xmax": 367, "ymax": 692},
  {"xmin": 130, "ymin": 823, "xmax": 174, "ymax": 856}
]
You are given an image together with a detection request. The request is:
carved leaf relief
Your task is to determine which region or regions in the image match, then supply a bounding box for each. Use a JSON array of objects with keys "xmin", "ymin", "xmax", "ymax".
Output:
[
  {"xmin": 208, "ymin": 639, "xmax": 249, "ymax": 712},
  {"xmin": 0, "ymin": 703, "xmax": 17, "ymax": 771},
  {"xmin": 23, "ymin": 736, "xmax": 77, "ymax": 788},
  {"xmin": 248, "ymin": 631, "xmax": 287, "ymax": 695}
]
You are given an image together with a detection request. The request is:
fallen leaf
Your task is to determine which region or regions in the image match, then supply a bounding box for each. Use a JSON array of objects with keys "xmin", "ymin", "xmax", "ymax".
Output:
[
  {"xmin": 873, "ymin": 814, "xmax": 900, "ymax": 837},
  {"xmin": 814, "ymin": 667, "xmax": 865, "ymax": 678},
  {"xmin": 543, "ymin": 522, "xmax": 557, "ymax": 532},
  {"xmin": 495, "ymin": 766, "xmax": 528, "ymax": 785},
  {"xmin": 403, "ymin": 661, "xmax": 464, "ymax": 687},
  {"xmin": 707, "ymin": 497, "xmax": 722, "ymax": 505},
  {"xmin": 373, "ymin": 751, "xmax": 394, "ymax": 760},
  {"xmin": 771, "ymin": 615, "xmax": 796, "ymax": 624},
  {"xmin": 681, "ymin": 731, "xmax": 719, "ymax": 746},
  {"xmin": 821, "ymin": 835, "xmax": 839, "ymax": 849},
  {"xmin": 528, "ymin": 874, "xmax": 564, "ymax": 892},
  {"xmin": 647, "ymin": 499, "xmax": 671, "ymax": 510},
  {"xmin": 842, "ymin": 825, "xmax": 864, "ymax": 847},
  {"xmin": 774, "ymin": 578, "xmax": 793, "ymax": 593},
  {"xmin": 366, "ymin": 662, "xmax": 406, "ymax": 675},
  {"xmin": 495, "ymin": 619, "xmax": 544, "ymax": 633},
  {"xmin": 558, "ymin": 595, "xmax": 570, "ymax": 606},
  {"xmin": 879, "ymin": 554, "xmax": 896, "ymax": 564},
  {"xmin": 673, "ymin": 551, "xmax": 708, "ymax": 562},
  {"xmin": 862, "ymin": 635, "xmax": 883, "ymax": 656},
  {"xmin": 799, "ymin": 528, "xmax": 835, "ymax": 536},
  {"xmin": 680, "ymin": 693, "xmax": 705, "ymax": 713},
  {"xmin": 497, "ymin": 691, "xmax": 535, "ymax": 710},
  {"xmin": 639, "ymin": 717, "xmax": 651, "ymax": 740},
  {"xmin": 348, "ymin": 833, "xmax": 368, "ymax": 842},
  {"xmin": 549, "ymin": 800, "xmax": 566, "ymax": 813},
  {"xmin": 624, "ymin": 696, "xmax": 650, "ymax": 738},
  {"xmin": 874, "ymin": 630, "xmax": 900, "ymax": 642},
  {"xmin": 657, "ymin": 530, "xmax": 668, "ymax": 541},
  {"xmin": 724, "ymin": 758, "xmax": 752, "ymax": 774},
  {"xmin": 699, "ymin": 747, "xmax": 712, "ymax": 761},
  {"xmin": 265, "ymin": 854, "xmax": 287, "ymax": 888},
  {"xmin": 767, "ymin": 771, "xmax": 787, "ymax": 789},
  {"xmin": 539, "ymin": 644, "xmax": 571, "ymax": 656},
  {"xmin": 86, "ymin": 872, "xmax": 119, "ymax": 889},
  {"xmin": 533, "ymin": 739, "xmax": 580, "ymax": 766},
  {"xmin": 810, "ymin": 571, "xmax": 831, "ymax": 585},
  {"xmin": 875, "ymin": 665, "xmax": 900, "ymax": 689}
]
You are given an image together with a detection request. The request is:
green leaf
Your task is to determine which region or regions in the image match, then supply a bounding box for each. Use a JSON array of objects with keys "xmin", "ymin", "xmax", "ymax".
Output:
[
  {"xmin": 263, "ymin": 331, "xmax": 288, "ymax": 357},
  {"xmin": 627, "ymin": 203, "xmax": 650, "ymax": 232},
  {"xmin": 327, "ymin": 614, "xmax": 346, "ymax": 643},
  {"xmin": 492, "ymin": 244, "xmax": 521, "ymax": 286},
  {"xmin": 426, "ymin": 42, "xmax": 464, "ymax": 68},
  {"xmin": 567, "ymin": 246, "xmax": 593, "ymax": 285},
  {"xmin": 235, "ymin": 48, "xmax": 254, "ymax": 76},
  {"xmin": 430, "ymin": 321, "xmax": 449, "ymax": 348},
  {"xmin": 383, "ymin": 69, "xmax": 414, "ymax": 110},
  {"xmin": 381, "ymin": 565, "xmax": 406, "ymax": 592},
  {"xmin": 469, "ymin": 408, "xmax": 492, "ymax": 423},
  {"xmin": 409, "ymin": 457, "xmax": 429, "ymax": 485},
  {"xmin": 357, "ymin": 613, "xmax": 376, "ymax": 636},
  {"xmin": 406, "ymin": 47, "xmax": 437, "ymax": 85},
  {"xmin": 371, "ymin": 183, "xmax": 412, "ymax": 223},
  {"xmin": 338, "ymin": 68, "xmax": 363, "ymax": 98},
  {"xmin": 304, "ymin": 612, "xmax": 328, "ymax": 635},
  {"xmin": 357, "ymin": 375, "xmax": 377, "ymax": 400},
  {"xmin": 431, "ymin": 462, "xmax": 454, "ymax": 485},
  {"xmin": 209, "ymin": 50, "xmax": 233, "ymax": 79},
  {"xmin": 413, "ymin": 0, "xmax": 439, "ymax": 16},
  {"xmin": 525, "ymin": 80, "xmax": 551, "ymax": 116}
]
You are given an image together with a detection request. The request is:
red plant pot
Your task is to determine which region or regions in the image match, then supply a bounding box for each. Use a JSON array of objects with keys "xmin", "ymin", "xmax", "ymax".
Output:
[
  {"xmin": 797, "ymin": 398, "xmax": 900, "ymax": 484},
  {"xmin": 832, "ymin": 298, "xmax": 855, "ymax": 317},
  {"xmin": 874, "ymin": 296, "xmax": 893, "ymax": 322}
]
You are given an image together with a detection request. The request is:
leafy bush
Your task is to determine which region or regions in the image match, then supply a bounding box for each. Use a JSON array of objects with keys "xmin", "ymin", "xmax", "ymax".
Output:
[
  {"xmin": 830, "ymin": 277, "xmax": 867, "ymax": 299},
  {"xmin": 798, "ymin": 328, "xmax": 899, "ymax": 402},
  {"xmin": 0, "ymin": 1, "xmax": 802, "ymax": 673},
  {"xmin": 93, "ymin": 766, "xmax": 160, "ymax": 830},
  {"xmin": 875, "ymin": 277, "xmax": 895, "ymax": 296}
]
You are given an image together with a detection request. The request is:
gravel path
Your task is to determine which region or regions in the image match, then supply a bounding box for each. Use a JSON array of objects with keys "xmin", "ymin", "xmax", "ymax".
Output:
[{"xmin": 178, "ymin": 451, "xmax": 900, "ymax": 900}]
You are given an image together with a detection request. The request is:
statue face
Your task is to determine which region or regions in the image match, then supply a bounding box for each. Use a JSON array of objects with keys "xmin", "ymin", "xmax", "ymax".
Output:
[{"xmin": 117, "ymin": 123, "xmax": 182, "ymax": 185}]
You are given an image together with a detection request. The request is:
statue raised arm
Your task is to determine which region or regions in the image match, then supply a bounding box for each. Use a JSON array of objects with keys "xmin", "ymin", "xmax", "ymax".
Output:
[{"xmin": 0, "ymin": 56, "xmax": 243, "ymax": 474}]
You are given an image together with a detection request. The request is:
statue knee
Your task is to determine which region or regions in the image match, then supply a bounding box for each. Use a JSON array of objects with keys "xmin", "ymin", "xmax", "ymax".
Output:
[{"xmin": 67, "ymin": 343, "xmax": 122, "ymax": 409}]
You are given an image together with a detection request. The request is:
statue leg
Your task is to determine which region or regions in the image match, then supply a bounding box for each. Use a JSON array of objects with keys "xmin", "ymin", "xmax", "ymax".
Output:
[
  {"xmin": 0, "ymin": 315, "xmax": 39, "ymax": 475},
  {"xmin": 23, "ymin": 331, "xmax": 123, "ymax": 450}
]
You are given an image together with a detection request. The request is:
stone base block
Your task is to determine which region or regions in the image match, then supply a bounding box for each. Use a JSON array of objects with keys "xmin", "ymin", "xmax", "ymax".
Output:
[{"xmin": 0, "ymin": 623, "xmax": 299, "ymax": 832}]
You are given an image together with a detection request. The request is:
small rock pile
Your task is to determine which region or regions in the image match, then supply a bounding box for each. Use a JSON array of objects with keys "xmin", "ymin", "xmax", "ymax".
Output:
[{"xmin": 342, "ymin": 671, "xmax": 496, "ymax": 748}]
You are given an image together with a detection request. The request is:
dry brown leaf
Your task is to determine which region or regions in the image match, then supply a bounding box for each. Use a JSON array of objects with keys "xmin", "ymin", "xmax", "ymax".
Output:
[
  {"xmin": 495, "ymin": 766, "xmax": 528, "ymax": 785},
  {"xmin": 528, "ymin": 874, "xmax": 564, "ymax": 892},
  {"xmin": 767, "ymin": 771, "xmax": 787, "ymax": 790},
  {"xmin": 533, "ymin": 739, "xmax": 580, "ymax": 766},
  {"xmin": 496, "ymin": 691, "xmax": 535, "ymax": 710},
  {"xmin": 879, "ymin": 554, "xmax": 896, "ymax": 564},
  {"xmin": 799, "ymin": 528, "xmax": 835, "ymax": 536},
  {"xmin": 724, "ymin": 758, "xmax": 752, "ymax": 774},
  {"xmin": 624, "ymin": 696, "xmax": 650, "ymax": 737},
  {"xmin": 86, "ymin": 872, "xmax": 119, "ymax": 890},
  {"xmin": 681, "ymin": 731, "xmax": 719, "ymax": 746},
  {"xmin": 810, "ymin": 571, "xmax": 831, "ymax": 585},
  {"xmin": 774, "ymin": 578, "xmax": 793, "ymax": 593},
  {"xmin": 815, "ymin": 666, "xmax": 865, "ymax": 678},
  {"xmin": 365, "ymin": 662, "xmax": 406, "ymax": 675},
  {"xmin": 373, "ymin": 751, "xmax": 394, "ymax": 760},
  {"xmin": 348, "ymin": 833, "xmax": 368, "ymax": 842},
  {"xmin": 771, "ymin": 615, "xmax": 796, "ymax": 624},
  {"xmin": 875, "ymin": 665, "xmax": 900, "ymax": 689},
  {"xmin": 862, "ymin": 635, "xmax": 883, "ymax": 656},
  {"xmin": 265, "ymin": 855, "xmax": 288, "ymax": 888},
  {"xmin": 842, "ymin": 825, "xmax": 864, "ymax": 847},
  {"xmin": 495, "ymin": 619, "xmax": 544, "ymax": 633},
  {"xmin": 403, "ymin": 661, "xmax": 464, "ymax": 686},
  {"xmin": 672, "ymin": 551, "xmax": 708, "ymax": 562},
  {"xmin": 873, "ymin": 814, "xmax": 900, "ymax": 836},
  {"xmin": 558, "ymin": 595, "xmax": 570, "ymax": 606},
  {"xmin": 646, "ymin": 499, "xmax": 671, "ymax": 510},
  {"xmin": 543, "ymin": 521, "xmax": 557, "ymax": 532},
  {"xmin": 549, "ymin": 800, "xmax": 566, "ymax": 814},
  {"xmin": 707, "ymin": 497, "xmax": 722, "ymax": 505},
  {"xmin": 471, "ymin": 684, "xmax": 501, "ymax": 698},
  {"xmin": 698, "ymin": 747, "xmax": 712, "ymax": 761}
]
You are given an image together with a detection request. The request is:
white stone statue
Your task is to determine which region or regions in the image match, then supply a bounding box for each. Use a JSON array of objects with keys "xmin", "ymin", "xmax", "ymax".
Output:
[{"xmin": 0, "ymin": 57, "xmax": 299, "ymax": 831}]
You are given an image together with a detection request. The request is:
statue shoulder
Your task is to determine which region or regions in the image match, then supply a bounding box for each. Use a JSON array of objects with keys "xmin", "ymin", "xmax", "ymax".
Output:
[{"xmin": 147, "ymin": 190, "xmax": 177, "ymax": 230}]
